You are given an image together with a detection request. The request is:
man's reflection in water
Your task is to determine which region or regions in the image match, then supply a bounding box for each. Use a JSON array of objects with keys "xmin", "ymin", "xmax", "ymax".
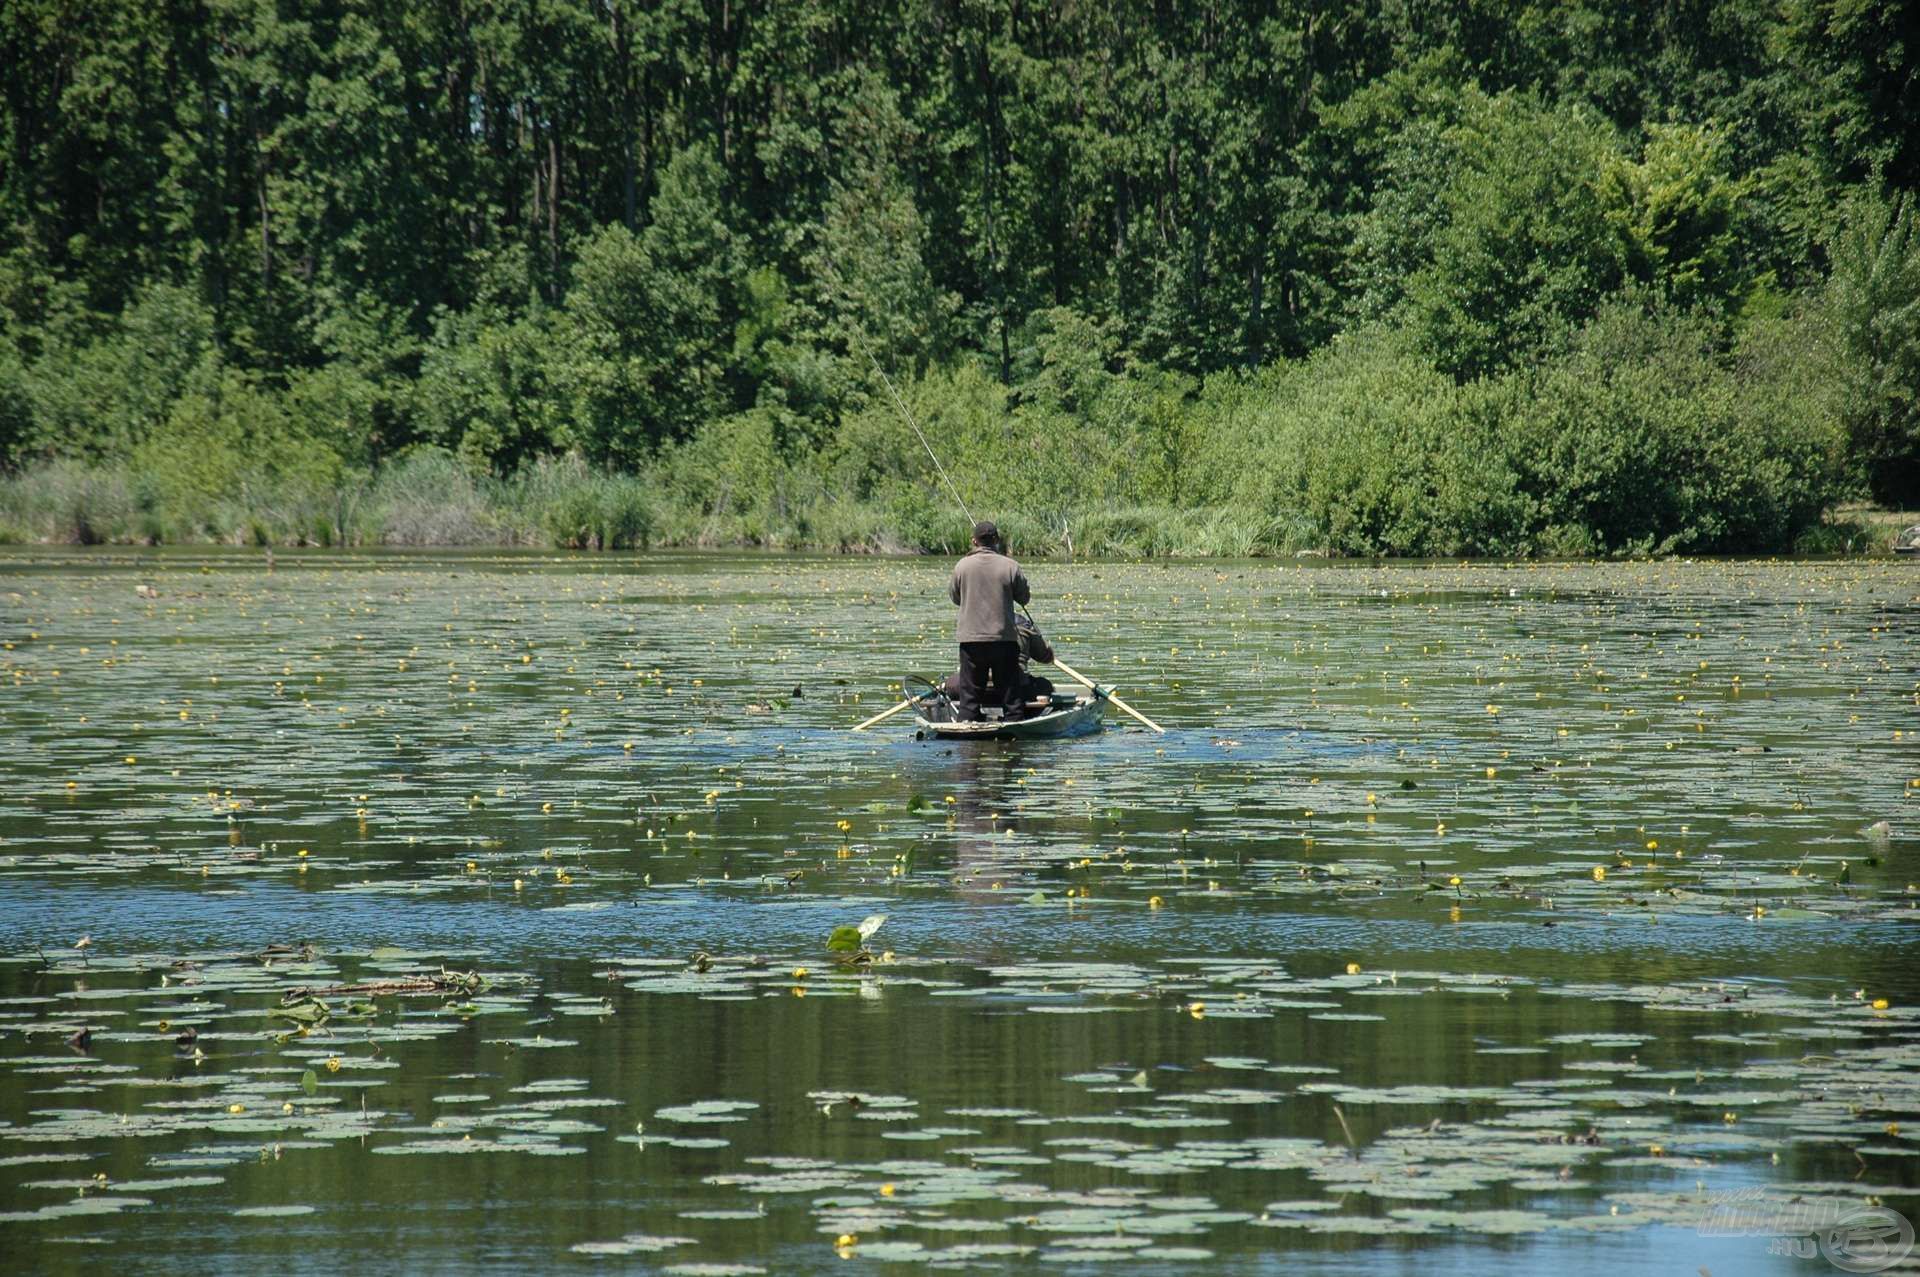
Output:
[{"xmin": 917, "ymin": 740, "xmax": 1022, "ymax": 907}]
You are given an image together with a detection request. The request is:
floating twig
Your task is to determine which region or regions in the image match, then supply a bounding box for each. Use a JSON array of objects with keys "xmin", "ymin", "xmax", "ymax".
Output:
[{"xmin": 280, "ymin": 970, "xmax": 486, "ymax": 1001}]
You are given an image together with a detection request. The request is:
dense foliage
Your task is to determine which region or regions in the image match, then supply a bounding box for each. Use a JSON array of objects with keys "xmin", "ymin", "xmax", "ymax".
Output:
[{"xmin": 2, "ymin": 1, "xmax": 1916, "ymax": 552}]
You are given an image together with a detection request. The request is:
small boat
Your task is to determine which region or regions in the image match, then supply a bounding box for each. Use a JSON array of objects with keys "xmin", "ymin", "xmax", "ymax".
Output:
[
  {"xmin": 912, "ymin": 686, "xmax": 1106, "ymax": 740},
  {"xmin": 1894, "ymin": 524, "xmax": 1920, "ymax": 555}
]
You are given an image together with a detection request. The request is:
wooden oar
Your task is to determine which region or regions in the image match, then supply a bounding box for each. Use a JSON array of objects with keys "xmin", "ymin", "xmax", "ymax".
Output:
[
  {"xmin": 850, "ymin": 695, "xmax": 918, "ymax": 731},
  {"xmin": 1050, "ymin": 658, "xmax": 1165, "ymax": 733}
]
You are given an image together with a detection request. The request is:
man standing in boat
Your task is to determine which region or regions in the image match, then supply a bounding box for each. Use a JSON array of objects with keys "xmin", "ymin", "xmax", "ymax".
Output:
[{"xmin": 949, "ymin": 520, "xmax": 1030, "ymax": 721}]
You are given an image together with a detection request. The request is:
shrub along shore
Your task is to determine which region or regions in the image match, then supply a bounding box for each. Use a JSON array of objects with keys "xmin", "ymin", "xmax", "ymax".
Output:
[
  {"xmin": 0, "ymin": 299, "xmax": 1890, "ymax": 558},
  {"xmin": 5, "ymin": 5, "xmax": 1916, "ymax": 556}
]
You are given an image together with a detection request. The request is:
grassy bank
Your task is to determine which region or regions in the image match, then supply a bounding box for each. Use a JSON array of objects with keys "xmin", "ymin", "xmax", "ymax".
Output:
[
  {"xmin": 0, "ymin": 452, "xmax": 654, "ymax": 552},
  {"xmin": 2, "ymin": 456, "xmax": 1907, "ymax": 560},
  {"xmin": 0, "ymin": 303, "xmax": 1898, "ymax": 559}
]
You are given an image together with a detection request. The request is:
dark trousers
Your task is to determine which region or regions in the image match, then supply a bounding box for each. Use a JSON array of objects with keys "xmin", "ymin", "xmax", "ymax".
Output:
[{"xmin": 955, "ymin": 641, "xmax": 1021, "ymax": 721}]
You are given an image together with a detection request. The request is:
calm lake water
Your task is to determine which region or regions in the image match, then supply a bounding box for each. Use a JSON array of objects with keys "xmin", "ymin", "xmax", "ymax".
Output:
[{"xmin": 1, "ymin": 549, "xmax": 1916, "ymax": 1275}]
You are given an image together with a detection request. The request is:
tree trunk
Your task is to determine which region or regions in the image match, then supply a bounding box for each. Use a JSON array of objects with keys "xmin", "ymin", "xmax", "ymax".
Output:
[
  {"xmin": 720, "ymin": 0, "xmax": 732, "ymax": 168},
  {"xmin": 547, "ymin": 130, "xmax": 560, "ymax": 282},
  {"xmin": 612, "ymin": 8, "xmax": 637, "ymax": 229},
  {"xmin": 525, "ymin": 105, "xmax": 538, "ymax": 231},
  {"xmin": 255, "ymin": 127, "xmax": 273, "ymax": 286},
  {"xmin": 1248, "ymin": 256, "xmax": 1262, "ymax": 365}
]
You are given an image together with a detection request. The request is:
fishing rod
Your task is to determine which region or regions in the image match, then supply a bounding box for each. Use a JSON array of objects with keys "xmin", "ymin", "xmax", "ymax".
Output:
[
  {"xmin": 815, "ymin": 250, "xmax": 976, "ymax": 529},
  {"xmin": 858, "ymin": 343, "xmax": 976, "ymax": 529},
  {"xmin": 825, "ymin": 263, "xmax": 1164, "ymax": 733},
  {"xmin": 844, "ymin": 318, "xmax": 980, "ymax": 731}
]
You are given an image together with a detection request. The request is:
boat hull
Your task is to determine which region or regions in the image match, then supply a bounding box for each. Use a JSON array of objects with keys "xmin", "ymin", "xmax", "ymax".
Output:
[{"xmin": 913, "ymin": 694, "xmax": 1104, "ymax": 740}]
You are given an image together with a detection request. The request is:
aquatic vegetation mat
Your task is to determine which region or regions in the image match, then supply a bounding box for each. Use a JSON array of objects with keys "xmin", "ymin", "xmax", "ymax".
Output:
[{"xmin": 1, "ymin": 551, "xmax": 1916, "ymax": 1271}]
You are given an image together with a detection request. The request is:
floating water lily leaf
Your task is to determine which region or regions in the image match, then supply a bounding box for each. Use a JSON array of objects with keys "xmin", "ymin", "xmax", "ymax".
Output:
[
  {"xmin": 656, "ymin": 1099, "xmax": 760, "ymax": 1124},
  {"xmin": 111, "ymin": 1176, "xmax": 226, "ymax": 1191},
  {"xmin": 270, "ymin": 999, "xmax": 329, "ymax": 1025},
  {"xmin": 2, "ymin": 557, "xmax": 1916, "ymax": 1274},
  {"xmin": 0, "ymin": 1196, "xmax": 153, "ymax": 1223},
  {"xmin": 569, "ymin": 1233, "xmax": 695, "ymax": 1256},
  {"xmin": 827, "ymin": 914, "xmax": 887, "ymax": 952}
]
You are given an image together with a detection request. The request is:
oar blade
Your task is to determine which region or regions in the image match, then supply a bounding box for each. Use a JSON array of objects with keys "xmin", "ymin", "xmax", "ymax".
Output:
[
  {"xmin": 1050, "ymin": 657, "xmax": 1165, "ymax": 733},
  {"xmin": 850, "ymin": 696, "xmax": 916, "ymax": 731}
]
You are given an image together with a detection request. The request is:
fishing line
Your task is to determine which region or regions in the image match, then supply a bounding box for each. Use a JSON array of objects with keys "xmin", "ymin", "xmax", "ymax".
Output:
[
  {"xmin": 859, "ymin": 343, "xmax": 976, "ymax": 528},
  {"xmin": 817, "ymin": 250, "xmax": 976, "ymax": 528}
]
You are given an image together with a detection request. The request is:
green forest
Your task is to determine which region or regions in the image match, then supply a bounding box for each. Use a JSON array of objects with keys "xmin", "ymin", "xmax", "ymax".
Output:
[{"xmin": 2, "ymin": 0, "xmax": 1917, "ymax": 555}]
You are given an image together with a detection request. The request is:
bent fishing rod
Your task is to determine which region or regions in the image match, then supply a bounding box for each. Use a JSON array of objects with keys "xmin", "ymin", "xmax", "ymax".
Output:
[
  {"xmin": 859, "ymin": 365, "xmax": 1165, "ymax": 733},
  {"xmin": 816, "ymin": 250, "xmax": 975, "ymax": 528},
  {"xmin": 860, "ymin": 344, "xmax": 976, "ymax": 529},
  {"xmin": 827, "ymin": 269, "xmax": 1162, "ymax": 732}
]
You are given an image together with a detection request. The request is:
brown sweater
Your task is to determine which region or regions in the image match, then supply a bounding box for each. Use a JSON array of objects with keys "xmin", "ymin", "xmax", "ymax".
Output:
[{"xmin": 949, "ymin": 546, "xmax": 1030, "ymax": 642}]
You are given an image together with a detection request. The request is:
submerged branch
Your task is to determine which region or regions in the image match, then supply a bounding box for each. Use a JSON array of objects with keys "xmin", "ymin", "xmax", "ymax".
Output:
[{"xmin": 280, "ymin": 970, "xmax": 489, "ymax": 1000}]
